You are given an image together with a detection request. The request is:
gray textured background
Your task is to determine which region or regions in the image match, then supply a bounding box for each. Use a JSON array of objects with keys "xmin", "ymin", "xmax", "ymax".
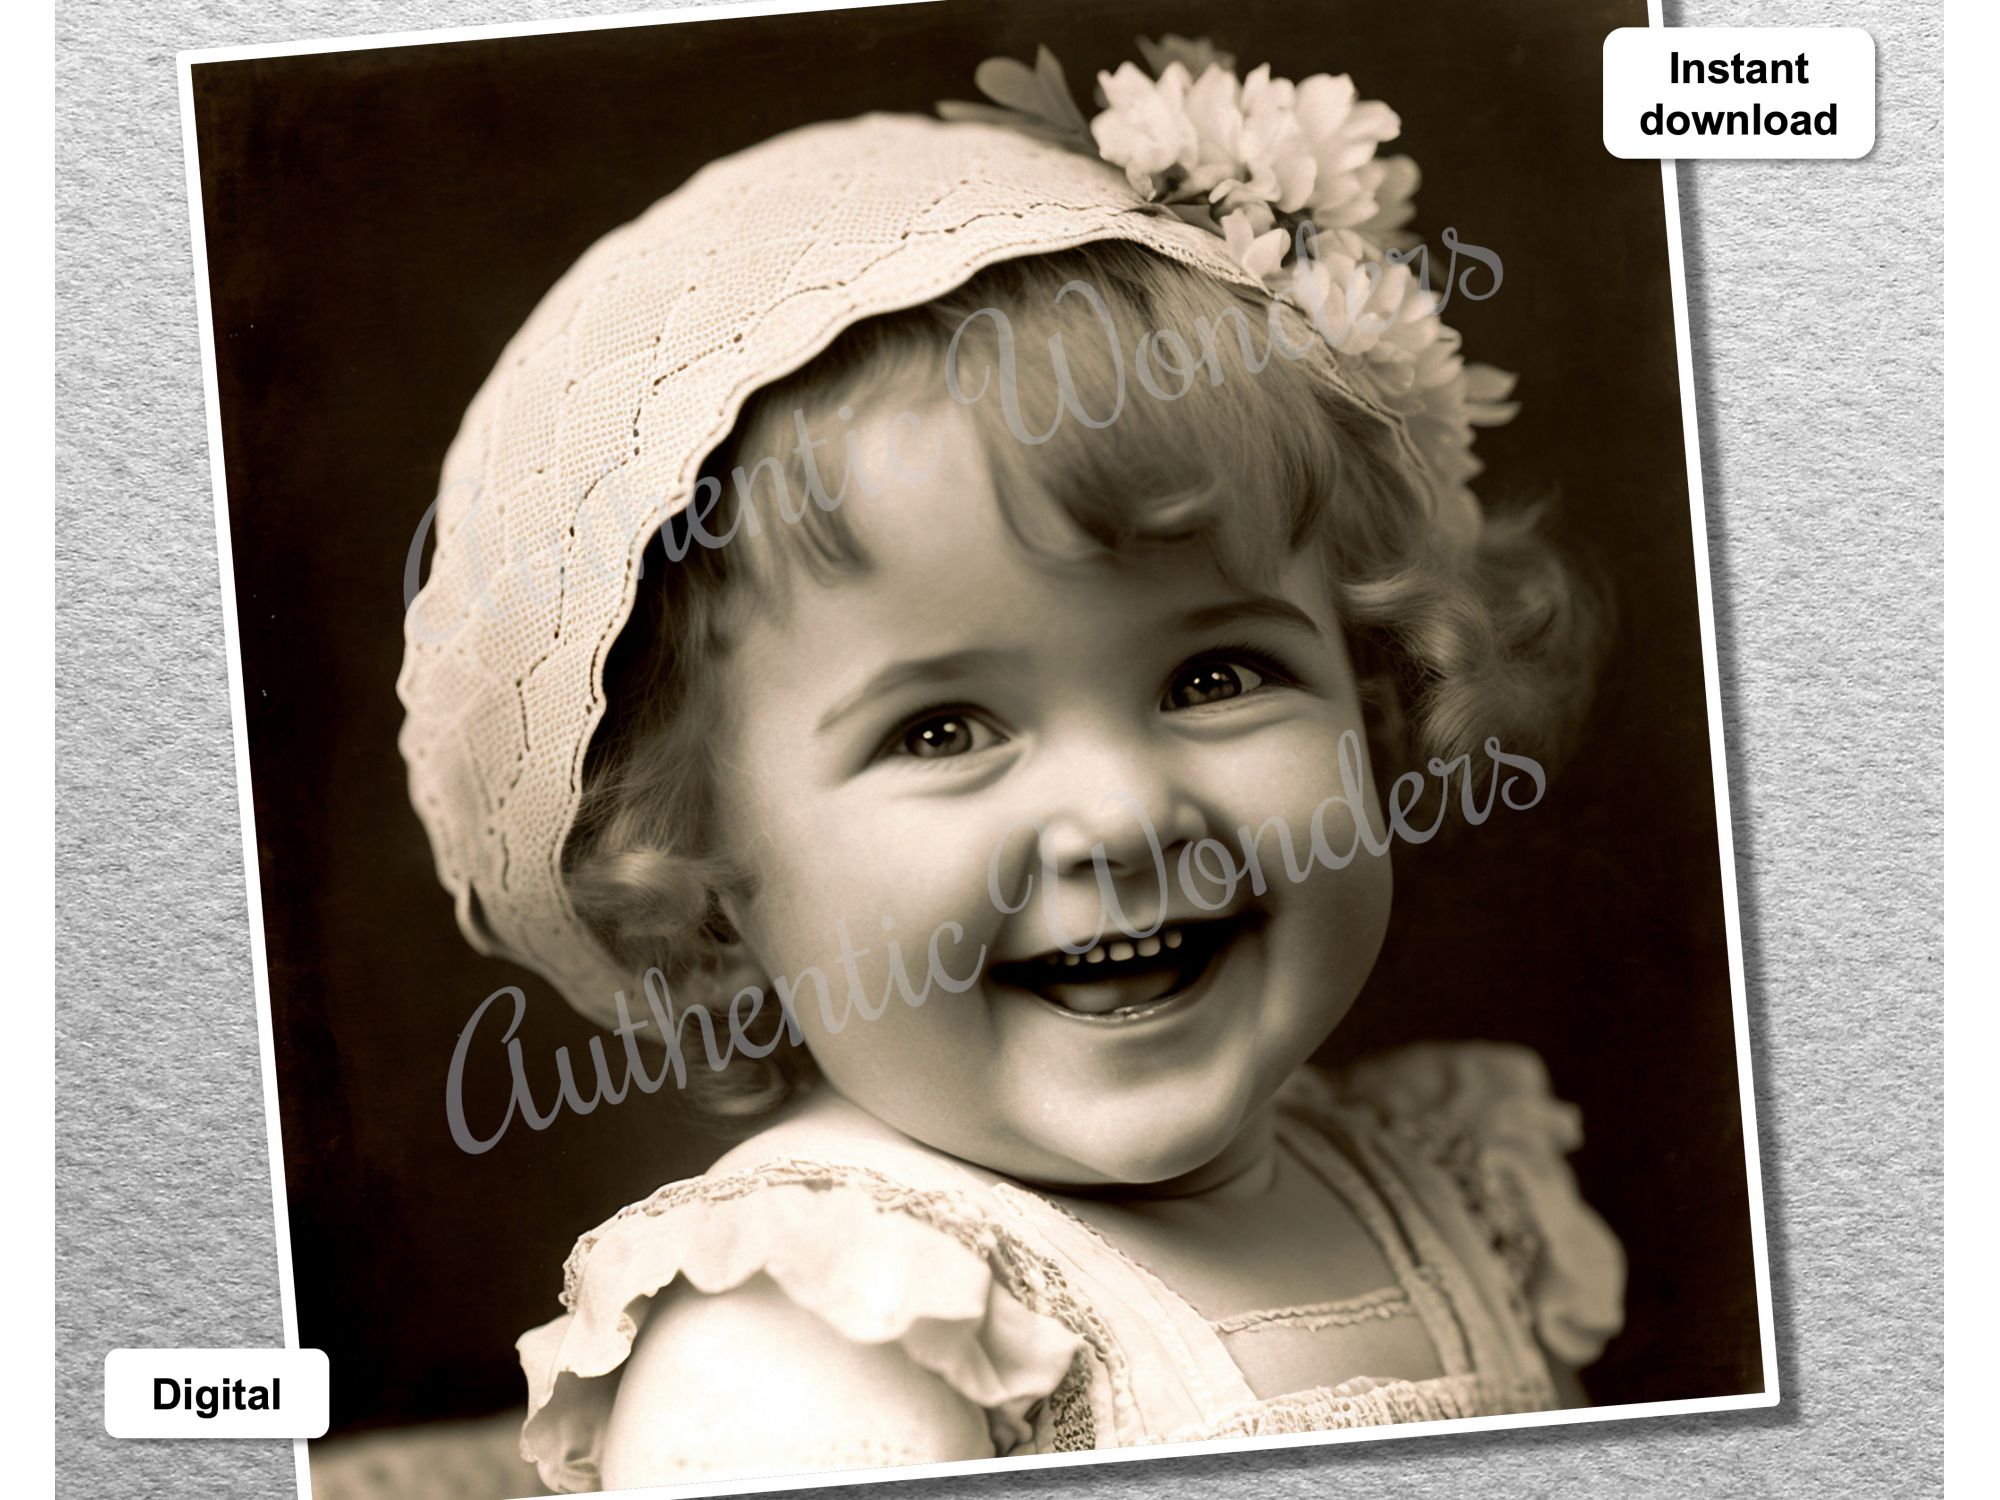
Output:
[{"xmin": 54, "ymin": 0, "xmax": 1942, "ymax": 1495}]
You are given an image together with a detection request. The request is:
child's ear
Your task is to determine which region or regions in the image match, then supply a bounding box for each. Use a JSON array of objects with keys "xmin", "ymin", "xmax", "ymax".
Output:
[
  {"xmin": 701, "ymin": 889, "xmax": 743, "ymax": 947},
  {"xmin": 698, "ymin": 890, "xmax": 768, "ymax": 995}
]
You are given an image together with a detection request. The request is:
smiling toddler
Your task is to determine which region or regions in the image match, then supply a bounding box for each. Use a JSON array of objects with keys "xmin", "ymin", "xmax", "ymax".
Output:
[{"xmin": 398, "ymin": 45, "xmax": 1625, "ymax": 1491}]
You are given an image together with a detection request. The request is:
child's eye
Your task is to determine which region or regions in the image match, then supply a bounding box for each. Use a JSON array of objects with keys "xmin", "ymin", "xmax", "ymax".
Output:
[
  {"xmin": 882, "ymin": 710, "xmax": 1005, "ymax": 762},
  {"xmin": 1162, "ymin": 649, "xmax": 1294, "ymax": 712}
]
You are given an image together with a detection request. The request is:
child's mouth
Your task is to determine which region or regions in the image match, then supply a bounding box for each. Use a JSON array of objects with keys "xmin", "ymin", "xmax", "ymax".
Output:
[{"xmin": 988, "ymin": 914, "xmax": 1252, "ymax": 1020}]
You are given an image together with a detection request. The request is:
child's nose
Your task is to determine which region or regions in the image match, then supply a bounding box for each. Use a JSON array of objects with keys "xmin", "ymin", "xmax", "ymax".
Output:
[{"xmin": 1033, "ymin": 749, "xmax": 1208, "ymax": 881}]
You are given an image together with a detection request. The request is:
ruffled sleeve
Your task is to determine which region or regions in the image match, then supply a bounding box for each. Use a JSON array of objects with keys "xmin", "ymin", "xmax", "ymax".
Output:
[
  {"xmin": 1332, "ymin": 1042, "xmax": 1627, "ymax": 1368},
  {"xmin": 515, "ymin": 1161, "xmax": 1084, "ymax": 1493}
]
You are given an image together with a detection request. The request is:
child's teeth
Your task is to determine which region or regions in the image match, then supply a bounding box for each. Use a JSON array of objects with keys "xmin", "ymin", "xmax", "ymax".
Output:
[{"xmin": 1043, "ymin": 930, "xmax": 1192, "ymax": 968}]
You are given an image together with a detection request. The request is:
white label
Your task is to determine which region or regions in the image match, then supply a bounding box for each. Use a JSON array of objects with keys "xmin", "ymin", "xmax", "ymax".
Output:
[
  {"xmin": 1603, "ymin": 27, "xmax": 1875, "ymax": 158},
  {"xmin": 104, "ymin": 1348, "xmax": 330, "ymax": 1438}
]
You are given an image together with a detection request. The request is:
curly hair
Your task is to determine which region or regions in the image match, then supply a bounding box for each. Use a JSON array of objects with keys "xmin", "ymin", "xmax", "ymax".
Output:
[{"xmin": 562, "ymin": 239, "xmax": 1603, "ymax": 1128}]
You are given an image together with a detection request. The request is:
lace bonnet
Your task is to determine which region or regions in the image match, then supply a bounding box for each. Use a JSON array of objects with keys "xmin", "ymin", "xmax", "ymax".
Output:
[{"xmin": 398, "ymin": 52, "xmax": 1515, "ymax": 1024}]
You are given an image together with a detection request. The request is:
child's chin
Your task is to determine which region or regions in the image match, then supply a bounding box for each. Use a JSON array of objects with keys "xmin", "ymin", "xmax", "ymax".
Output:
[{"xmin": 1057, "ymin": 1110, "xmax": 1248, "ymax": 1188}]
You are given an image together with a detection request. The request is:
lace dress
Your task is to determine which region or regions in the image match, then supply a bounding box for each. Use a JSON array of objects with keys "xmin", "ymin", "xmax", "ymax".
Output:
[{"xmin": 516, "ymin": 1042, "xmax": 1627, "ymax": 1491}]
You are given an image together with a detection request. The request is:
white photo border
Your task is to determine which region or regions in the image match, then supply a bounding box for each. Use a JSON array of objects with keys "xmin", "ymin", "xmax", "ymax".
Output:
[{"xmin": 174, "ymin": 2, "xmax": 1781, "ymax": 1495}]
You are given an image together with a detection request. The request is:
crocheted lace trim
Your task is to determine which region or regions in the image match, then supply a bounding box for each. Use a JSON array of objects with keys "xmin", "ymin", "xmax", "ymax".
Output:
[
  {"xmin": 1161, "ymin": 1371, "xmax": 1558, "ymax": 1442},
  {"xmin": 1208, "ymin": 1285, "xmax": 1414, "ymax": 1336}
]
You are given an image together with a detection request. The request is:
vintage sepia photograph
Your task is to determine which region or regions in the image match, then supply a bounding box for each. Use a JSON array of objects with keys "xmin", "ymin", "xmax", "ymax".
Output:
[{"xmin": 178, "ymin": 1, "xmax": 1776, "ymax": 1495}]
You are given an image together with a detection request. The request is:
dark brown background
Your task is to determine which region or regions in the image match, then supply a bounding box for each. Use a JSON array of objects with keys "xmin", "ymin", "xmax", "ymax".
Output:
[{"xmin": 189, "ymin": 0, "xmax": 1761, "ymax": 1438}]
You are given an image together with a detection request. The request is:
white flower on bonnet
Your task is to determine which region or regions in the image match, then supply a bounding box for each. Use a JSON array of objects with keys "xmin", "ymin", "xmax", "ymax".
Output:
[{"xmin": 940, "ymin": 35, "xmax": 1511, "ymax": 543}]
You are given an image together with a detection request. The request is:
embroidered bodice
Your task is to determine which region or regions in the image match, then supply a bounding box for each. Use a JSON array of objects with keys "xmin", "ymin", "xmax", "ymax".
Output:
[{"xmin": 515, "ymin": 1043, "xmax": 1626, "ymax": 1491}]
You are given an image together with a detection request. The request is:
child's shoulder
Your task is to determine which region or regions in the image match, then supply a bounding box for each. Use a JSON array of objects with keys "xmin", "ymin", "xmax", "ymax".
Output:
[
  {"xmin": 516, "ymin": 1089, "xmax": 1081, "ymax": 1491},
  {"xmin": 1282, "ymin": 1040, "xmax": 1626, "ymax": 1370}
]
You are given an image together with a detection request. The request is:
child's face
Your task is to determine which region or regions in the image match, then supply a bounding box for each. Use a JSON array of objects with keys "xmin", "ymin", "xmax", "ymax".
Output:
[{"xmin": 709, "ymin": 401, "xmax": 1392, "ymax": 1189}]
